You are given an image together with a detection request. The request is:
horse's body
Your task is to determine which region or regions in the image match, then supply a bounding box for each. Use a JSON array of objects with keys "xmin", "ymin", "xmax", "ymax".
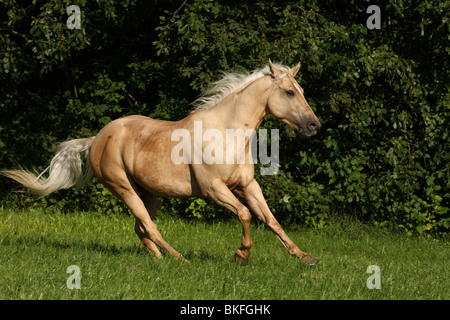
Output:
[{"xmin": 2, "ymin": 61, "xmax": 321, "ymax": 265}]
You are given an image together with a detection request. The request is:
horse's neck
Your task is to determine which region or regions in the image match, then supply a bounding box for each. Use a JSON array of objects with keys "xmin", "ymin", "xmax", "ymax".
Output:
[{"xmin": 211, "ymin": 76, "xmax": 271, "ymax": 132}]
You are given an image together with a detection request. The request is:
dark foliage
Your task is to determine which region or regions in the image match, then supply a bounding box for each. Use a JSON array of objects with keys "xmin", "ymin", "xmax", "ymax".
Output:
[{"xmin": 1, "ymin": 0, "xmax": 448, "ymax": 238}]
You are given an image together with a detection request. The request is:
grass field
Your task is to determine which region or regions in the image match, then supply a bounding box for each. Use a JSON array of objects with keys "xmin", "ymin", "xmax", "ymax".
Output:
[{"xmin": 0, "ymin": 207, "xmax": 448, "ymax": 300}]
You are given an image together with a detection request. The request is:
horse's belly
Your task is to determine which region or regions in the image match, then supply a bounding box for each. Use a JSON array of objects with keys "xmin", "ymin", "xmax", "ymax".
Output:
[{"xmin": 132, "ymin": 146, "xmax": 201, "ymax": 198}]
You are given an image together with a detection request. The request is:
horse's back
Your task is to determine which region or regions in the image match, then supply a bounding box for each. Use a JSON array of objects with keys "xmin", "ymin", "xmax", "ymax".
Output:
[{"xmin": 90, "ymin": 115, "xmax": 201, "ymax": 197}]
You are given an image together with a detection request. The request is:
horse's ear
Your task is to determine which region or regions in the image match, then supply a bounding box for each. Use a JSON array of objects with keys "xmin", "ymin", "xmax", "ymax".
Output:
[
  {"xmin": 268, "ymin": 59, "xmax": 284, "ymax": 78},
  {"xmin": 290, "ymin": 62, "xmax": 301, "ymax": 77}
]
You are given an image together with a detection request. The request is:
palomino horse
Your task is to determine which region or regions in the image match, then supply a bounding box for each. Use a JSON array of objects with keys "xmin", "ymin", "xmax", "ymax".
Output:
[{"xmin": 2, "ymin": 60, "xmax": 321, "ymax": 266}]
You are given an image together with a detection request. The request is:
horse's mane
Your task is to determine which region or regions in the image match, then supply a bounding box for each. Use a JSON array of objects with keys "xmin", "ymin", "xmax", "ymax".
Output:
[{"xmin": 192, "ymin": 62, "xmax": 291, "ymax": 112}]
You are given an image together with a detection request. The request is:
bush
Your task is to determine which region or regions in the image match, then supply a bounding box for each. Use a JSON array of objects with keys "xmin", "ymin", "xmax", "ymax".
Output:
[{"xmin": 1, "ymin": 0, "xmax": 448, "ymax": 239}]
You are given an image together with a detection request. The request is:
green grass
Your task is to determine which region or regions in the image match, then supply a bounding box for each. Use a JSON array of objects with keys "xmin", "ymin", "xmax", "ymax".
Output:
[{"xmin": 0, "ymin": 207, "xmax": 448, "ymax": 300}]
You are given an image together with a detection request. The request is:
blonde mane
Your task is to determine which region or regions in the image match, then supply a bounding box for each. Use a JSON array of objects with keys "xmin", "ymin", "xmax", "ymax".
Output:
[{"xmin": 192, "ymin": 62, "xmax": 291, "ymax": 111}]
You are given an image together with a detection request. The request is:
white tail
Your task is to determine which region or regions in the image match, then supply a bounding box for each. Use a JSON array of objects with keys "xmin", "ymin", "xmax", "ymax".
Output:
[{"xmin": 1, "ymin": 137, "xmax": 96, "ymax": 197}]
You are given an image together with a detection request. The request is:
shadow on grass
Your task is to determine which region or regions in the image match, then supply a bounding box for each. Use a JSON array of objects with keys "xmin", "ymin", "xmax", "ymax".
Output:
[
  {"xmin": 3, "ymin": 233, "xmax": 235, "ymax": 265},
  {"xmin": 2, "ymin": 234, "xmax": 143, "ymax": 257},
  {"xmin": 182, "ymin": 249, "xmax": 227, "ymax": 263}
]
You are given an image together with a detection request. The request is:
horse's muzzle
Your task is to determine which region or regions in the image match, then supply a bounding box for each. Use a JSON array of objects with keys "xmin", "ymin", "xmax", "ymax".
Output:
[{"xmin": 301, "ymin": 117, "xmax": 321, "ymax": 137}]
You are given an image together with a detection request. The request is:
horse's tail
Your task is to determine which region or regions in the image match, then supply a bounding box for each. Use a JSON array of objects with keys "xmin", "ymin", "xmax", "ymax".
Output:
[{"xmin": 1, "ymin": 136, "xmax": 96, "ymax": 197}]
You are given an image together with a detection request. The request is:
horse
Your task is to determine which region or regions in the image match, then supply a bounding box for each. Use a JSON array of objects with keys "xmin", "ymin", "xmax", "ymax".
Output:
[{"xmin": 1, "ymin": 60, "xmax": 321, "ymax": 266}]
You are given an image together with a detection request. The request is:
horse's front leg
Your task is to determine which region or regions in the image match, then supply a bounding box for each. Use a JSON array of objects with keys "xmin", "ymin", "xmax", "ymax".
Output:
[
  {"xmin": 243, "ymin": 179, "xmax": 319, "ymax": 266},
  {"xmin": 207, "ymin": 179, "xmax": 253, "ymax": 265}
]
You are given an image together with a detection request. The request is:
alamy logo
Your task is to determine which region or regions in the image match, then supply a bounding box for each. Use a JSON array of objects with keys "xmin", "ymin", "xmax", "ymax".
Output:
[
  {"xmin": 66, "ymin": 265, "xmax": 81, "ymax": 289},
  {"xmin": 366, "ymin": 265, "xmax": 381, "ymax": 289},
  {"xmin": 366, "ymin": 5, "xmax": 381, "ymax": 30},
  {"xmin": 171, "ymin": 121, "xmax": 279, "ymax": 175},
  {"xmin": 66, "ymin": 5, "xmax": 81, "ymax": 30}
]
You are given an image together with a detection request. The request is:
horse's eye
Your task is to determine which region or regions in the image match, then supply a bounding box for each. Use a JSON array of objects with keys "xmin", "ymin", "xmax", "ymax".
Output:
[{"xmin": 286, "ymin": 90, "xmax": 295, "ymax": 97}]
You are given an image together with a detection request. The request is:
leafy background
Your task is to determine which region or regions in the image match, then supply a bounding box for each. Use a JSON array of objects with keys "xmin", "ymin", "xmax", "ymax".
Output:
[{"xmin": 1, "ymin": 0, "xmax": 448, "ymax": 239}]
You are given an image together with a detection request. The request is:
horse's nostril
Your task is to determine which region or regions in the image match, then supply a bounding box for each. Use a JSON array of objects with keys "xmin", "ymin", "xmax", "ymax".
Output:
[{"xmin": 308, "ymin": 122, "xmax": 317, "ymax": 131}]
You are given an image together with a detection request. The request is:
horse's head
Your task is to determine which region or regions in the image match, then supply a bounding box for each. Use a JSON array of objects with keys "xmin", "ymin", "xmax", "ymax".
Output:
[{"xmin": 266, "ymin": 60, "xmax": 321, "ymax": 138}]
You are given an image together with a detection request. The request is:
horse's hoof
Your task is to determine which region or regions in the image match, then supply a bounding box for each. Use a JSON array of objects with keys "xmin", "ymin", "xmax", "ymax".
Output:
[
  {"xmin": 299, "ymin": 254, "xmax": 320, "ymax": 267},
  {"xmin": 234, "ymin": 252, "xmax": 249, "ymax": 266}
]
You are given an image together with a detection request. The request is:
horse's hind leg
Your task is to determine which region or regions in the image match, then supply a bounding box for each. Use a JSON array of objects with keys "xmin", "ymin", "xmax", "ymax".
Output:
[
  {"xmin": 134, "ymin": 190, "xmax": 162, "ymax": 259},
  {"xmin": 100, "ymin": 172, "xmax": 187, "ymax": 262},
  {"xmin": 134, "ymin": 220, "xmax": 162, "ymax": 259},
  {"xmin": 125, "ymin": 190, "xmax": 187, "ymax": 261}
]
